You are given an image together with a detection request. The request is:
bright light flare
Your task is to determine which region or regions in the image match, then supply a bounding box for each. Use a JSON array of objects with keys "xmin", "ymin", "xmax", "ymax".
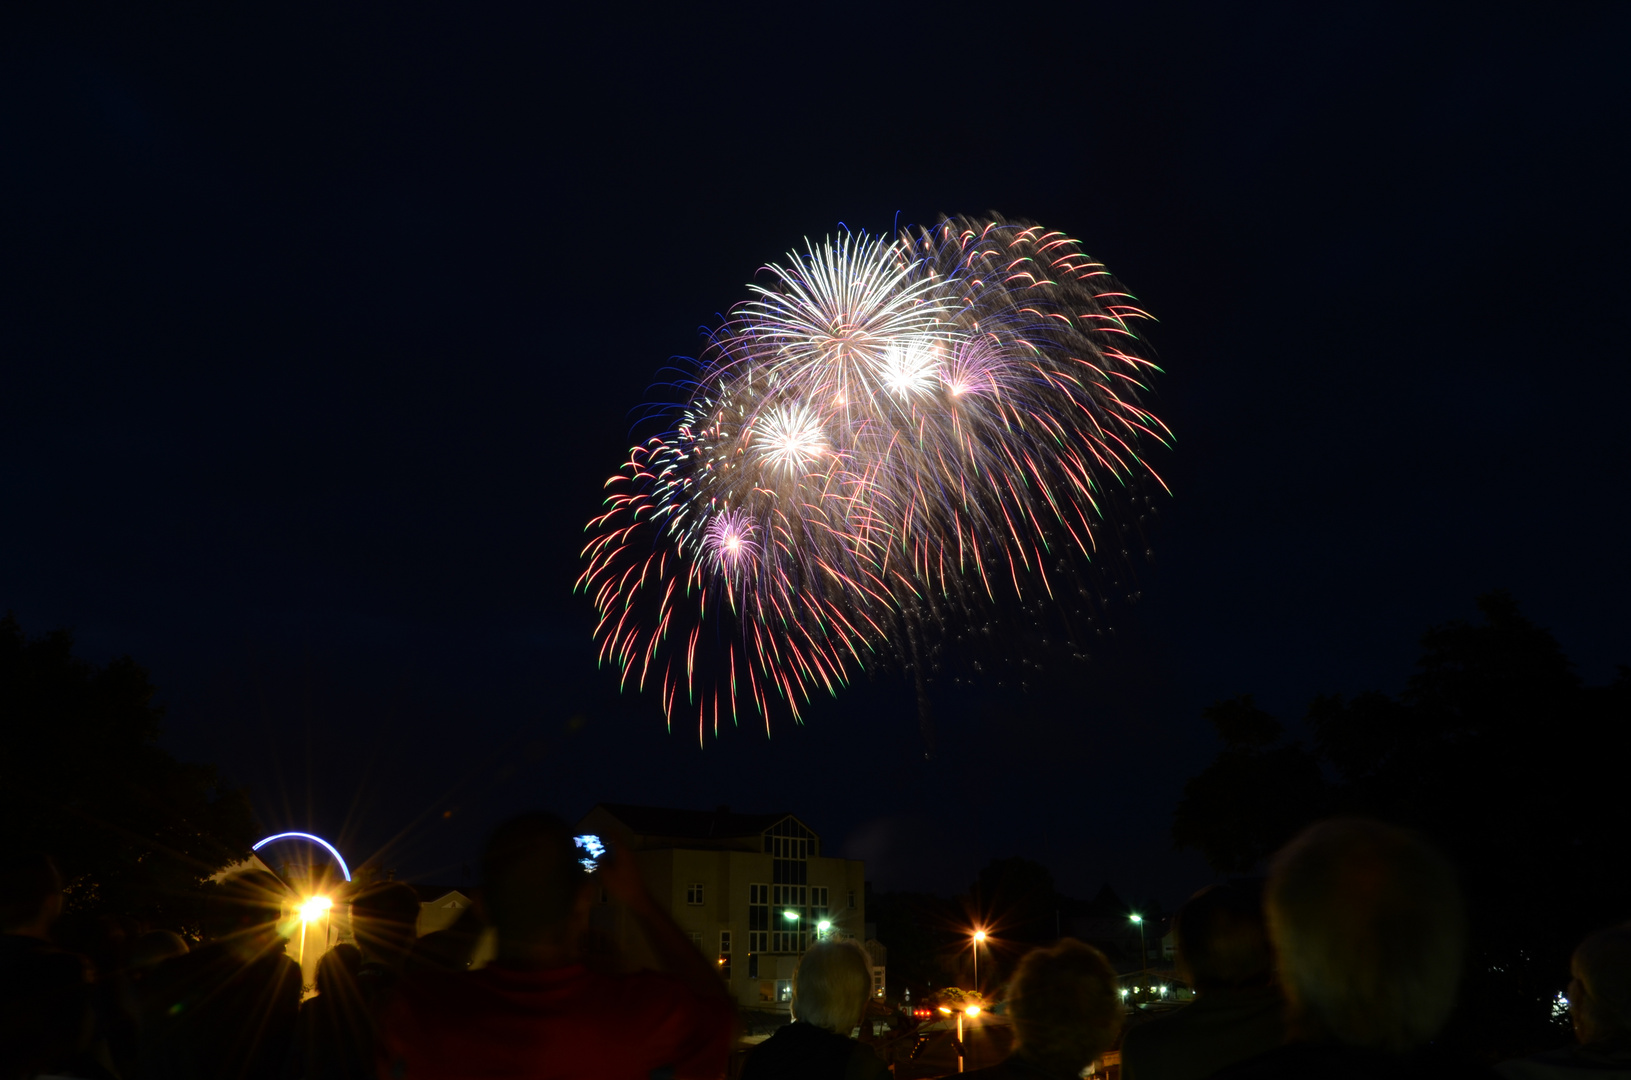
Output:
[
  {"xmin": 299, "ymin": 895, "xmax": 332, "ymax": 922},
  {"xmin": 875, "ymin": 336, "xmax": 940, "ymax": 398},
  {"xmin": 941, "ymin": 338, "xmax": 1003, "ymax": 399},
  {"xmin": 754, "ymin": 401, "xmax": 827, "ymax": 475},
  {"xmin": 965, "ymin": 1005, "xmax": 981, "ymax": 1017},
  {"xmin": 704, "ymin": 509, "xmax": 760, "ymax": 573}
]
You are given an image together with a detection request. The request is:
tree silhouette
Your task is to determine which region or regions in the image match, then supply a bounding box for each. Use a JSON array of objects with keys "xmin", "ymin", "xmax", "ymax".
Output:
[
  {"xmin": 1, "ymin": 614, "xmax": 259, "ymax": 928},
  {"xmin": 1172, "ymin": 591, "xmax": 1631, "ymax": 1055}
]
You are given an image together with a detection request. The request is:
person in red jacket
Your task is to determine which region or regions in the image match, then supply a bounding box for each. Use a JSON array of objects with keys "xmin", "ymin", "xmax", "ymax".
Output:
[{"xmin": 379, "ymin": 813, "xmax": 735, "ymax": 1080}]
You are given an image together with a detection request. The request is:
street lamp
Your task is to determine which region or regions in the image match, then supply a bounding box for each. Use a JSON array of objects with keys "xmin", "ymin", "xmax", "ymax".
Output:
[
  {"xmin": 971, "ymin": 929, "xmax": 987, "ymax": 992},
  {"xmin": 940, "ymin": 1004, "xmax": 981, "ymax": 1074},
  {"xmin": 1130, "ymin": 913, "xmax": 1147, "ymax": 978},
  {"xmin": 298, "ymin": 895, "xmax": 332, "ymax": 969}
]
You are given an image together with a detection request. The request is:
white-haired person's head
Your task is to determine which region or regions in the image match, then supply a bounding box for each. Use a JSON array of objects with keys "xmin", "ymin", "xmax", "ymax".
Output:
[
  {"xmin": 1569, "ymin": 924, "xmax": 1631, "ymax": 1045},
  {"xmin": 791, "ymin": 940, "xmax": 873, "ymax": 1034},
  {"xmin": 1007, "ymin": 938, "xmax": 1122, "ymax": 1075},
  {"xmin": 1267, "ymin": 818, "xmax": 1466, "ymax": 1053}
]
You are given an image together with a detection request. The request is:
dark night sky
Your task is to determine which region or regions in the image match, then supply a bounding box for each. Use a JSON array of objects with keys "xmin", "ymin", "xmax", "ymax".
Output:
[{"xmin": 4, "ymin": 3, "xmax": 1628, "ymax": 906}]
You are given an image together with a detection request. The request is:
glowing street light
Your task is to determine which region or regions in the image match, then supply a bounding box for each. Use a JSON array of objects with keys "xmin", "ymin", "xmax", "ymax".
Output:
[
  {"xmin": 971, "ymin": 928, "xmax": 987, "ymax": 992},
  {"xmin": 817, "ymin": 919, "xmax": 832, "ymax": 936},
  {"xmin": 296, "ymin": 895, "xmax": 333, "ymax": 968},
  {"xmin": 783, "ymin": 910, "xmax": 800, "ymax": 921}
]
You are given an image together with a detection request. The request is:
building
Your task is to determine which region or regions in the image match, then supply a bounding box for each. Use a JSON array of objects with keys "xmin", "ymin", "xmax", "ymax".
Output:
[
  {"xmin": 576, "ymin": 803, "xmax": 871, "ymax": 1009},
  {"xmin": 416, "ymin": 888, "xmax": 474, "ymax": 936}
]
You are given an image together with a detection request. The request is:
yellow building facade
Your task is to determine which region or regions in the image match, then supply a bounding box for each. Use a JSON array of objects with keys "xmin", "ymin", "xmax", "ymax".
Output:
[{"xmin": 576, "ymin": 803, "xmax": 871, "ymax": 1009}]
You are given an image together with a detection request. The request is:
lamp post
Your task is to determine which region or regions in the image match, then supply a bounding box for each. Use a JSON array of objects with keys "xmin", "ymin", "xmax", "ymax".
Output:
[
  {"xmin": 1130, "ymin": 913, "xmax": 1147, "ymax": 980},
  {"xmin": 972, "ymin": 929, "xmax": 986, "ymax": 993},
  {"xmin": 941, "ymin": 1004, "xmax": 981, "ymax": 1074},
  {"xmin": 298, "ymin": 895, "xmax": 332, "ymax": 972}
]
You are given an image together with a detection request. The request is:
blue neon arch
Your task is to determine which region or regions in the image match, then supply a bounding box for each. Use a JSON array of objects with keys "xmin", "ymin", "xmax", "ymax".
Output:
[{"xmin": 252, "ymin": 832, "xmax": 352, "ymax": 882}]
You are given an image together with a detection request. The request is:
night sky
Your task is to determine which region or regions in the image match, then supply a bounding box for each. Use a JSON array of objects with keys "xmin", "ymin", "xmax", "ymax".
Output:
[{"xmin": 5, "ymin": 3, "xmax": 1628, "ymax": 906}]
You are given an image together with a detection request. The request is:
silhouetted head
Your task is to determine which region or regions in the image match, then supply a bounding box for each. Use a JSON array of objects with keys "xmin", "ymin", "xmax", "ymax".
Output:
[
  {"xmin": 131, "ymin": 929, "xmax": 189, "ymax": 969},
  {"xmin": 1174, "ymin": 884, "xmax": 1273, "ymax": 992},
  {"xmin": 791, "ymin": 939, "xmax": 873, "ymax": 1033},
  {"xmin": 481, "ymin": 813, "xmax": 589, "ymax": 950},
  {"xmin": 350, "ymin": 883, "xmax": 421, "ymax": 967},
  {"xmin": 404, "ymin": 905, "xmax": 484, "ymax": 974},
  {"xmin": 204, "ymin": 870, "xmax": 289, "ymax": 945},
  {"xmin": 54, "ymin": 912, "xmax": 139, "ymax": 976},
  {"xmin": 1, "ymin": 853, "xmax": 63, "ymax": 937},
  {"xmin": 1267, "ymin": 818, "xmax": 1465, "ymax": 1053},
  {"xmin": 315, "ymin": 942, "xmax": 363, "ymax": 998},
  {"xmin": 1008, "ymin": 938, "xmax": 1121, "ymax": 1076},
  {"xmin": 1569, "ymin": 924, "xmax": 1631, "ymax": 1045}
]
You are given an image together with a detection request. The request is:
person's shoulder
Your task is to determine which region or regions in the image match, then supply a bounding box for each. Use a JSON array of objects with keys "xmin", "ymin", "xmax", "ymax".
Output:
[
  {"xmin": 1218, "ymin": 1043, "xmax": 1499, "ymax": 1080},
  {"xmin": 959, "ymin": 1061, "xmax": 1046, "ymax": 1080},
  {"xmin": 1125, "ymin": 1005, "xmax": 1193, "ymax": 1042},
  {"xmin": 0, "ymin": 935, "xmax": 87, "ymax": 991},
  {"xmin": 844, "ymin": 1038, "xmax": 890, "ymax": 1080},
  {"xmin": 1497, "ymin": 1046, "xmax": 1631, "ymax": 1080},
  {"xmin": 1213, "ymin": 1043, "xmax": 1356, "ymax": 1080},
  {"xmin": 608, "ymin": 967, "xmax": 733, "ymax": 1015}
]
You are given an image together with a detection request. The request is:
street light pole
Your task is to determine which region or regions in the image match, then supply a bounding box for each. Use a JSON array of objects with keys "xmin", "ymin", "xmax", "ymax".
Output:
[
  {"xmin": 1130, "ymin": 913, "xmax": 1147, "ymax": 980},
  {"xmin": 972, "ymin": 930, "xmax": 986, "ymax": 993}
]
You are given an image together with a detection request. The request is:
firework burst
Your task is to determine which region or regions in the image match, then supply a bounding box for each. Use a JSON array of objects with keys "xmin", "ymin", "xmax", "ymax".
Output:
[{"xmin": 577, "ymin": 215, "xmax": 1171, "ymax": 743}]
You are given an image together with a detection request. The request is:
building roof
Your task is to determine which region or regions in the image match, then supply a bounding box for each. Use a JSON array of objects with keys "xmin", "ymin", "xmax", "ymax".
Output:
[{"xmin": 591, "ymin": 803, "xmax": 807, "ymax": 842}]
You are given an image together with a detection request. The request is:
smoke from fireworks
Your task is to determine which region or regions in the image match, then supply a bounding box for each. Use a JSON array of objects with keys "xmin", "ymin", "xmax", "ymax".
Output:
[{"xmin": 577, "ymin": 215, "xmax": 1171, "ymax": 742}]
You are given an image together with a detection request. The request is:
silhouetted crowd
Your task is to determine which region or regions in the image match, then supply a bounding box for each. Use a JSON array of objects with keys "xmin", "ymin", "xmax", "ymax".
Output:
[{"xmin": 4, "ymin": 817, "xmax": 1629, "ymax": 1080}]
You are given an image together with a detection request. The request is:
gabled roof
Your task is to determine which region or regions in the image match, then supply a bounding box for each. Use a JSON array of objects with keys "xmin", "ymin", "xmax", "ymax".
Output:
[{"xmin": 591, "ymin": 803, "xmax": 809, "ymax": 841}]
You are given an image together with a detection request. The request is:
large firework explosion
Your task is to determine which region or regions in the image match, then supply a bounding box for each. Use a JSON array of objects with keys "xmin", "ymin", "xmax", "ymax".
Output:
[{"xmin": 578, "ymin": 214, "xmax": 1170, "ymax": 744}]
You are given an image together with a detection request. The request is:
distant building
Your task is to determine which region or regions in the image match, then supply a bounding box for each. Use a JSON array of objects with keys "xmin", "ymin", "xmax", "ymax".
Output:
[
  {"xmin": 416, "ymin": 888, "xmax": 473, "ymax": 936},
  {"xmin": 576, "ymin": 803, "xmax": 871, "ymax": 1009}
]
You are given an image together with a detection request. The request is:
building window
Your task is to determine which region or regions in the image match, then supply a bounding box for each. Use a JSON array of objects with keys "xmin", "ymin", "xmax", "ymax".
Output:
[
  {"xmin": 872, "ymin": 967, "xmax": 885, "ymax": 998},
  {"xmin": 686, "ymin": 883, "xmax": 704, "ymax": 906},
  {"xmin": 776, "ymin": 979, "xmax": 793, "ymax": 1003},
  {"xmin": 748, "ymin": 953, "xmax": 758, "ymax": 978},
  {"xmin": 749, "ymin": 883, "xmax": 769, "ymax": 953},
  {"xmin": 719, "ymin": 930, "xmax": 732, "ymax": 979},
  {"xmin": 687, "ymin": 931, "xmax": 703, "ymax": 951},
  {"xmin": 765, "ymin": 818, "xmax": 813, "ymax": 888},
  {"xmin": 848, "ymin": 890, "xmax": 856, "ymax": 909},
  {"xmin": 771, "ymin": 884, "xmax": 808, "ymax": 952}
]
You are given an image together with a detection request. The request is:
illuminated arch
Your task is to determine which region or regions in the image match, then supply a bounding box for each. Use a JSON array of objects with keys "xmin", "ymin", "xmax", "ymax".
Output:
[{"xmin": 252, "ymin": 832, "xmax": 352, "ymax": 882}]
